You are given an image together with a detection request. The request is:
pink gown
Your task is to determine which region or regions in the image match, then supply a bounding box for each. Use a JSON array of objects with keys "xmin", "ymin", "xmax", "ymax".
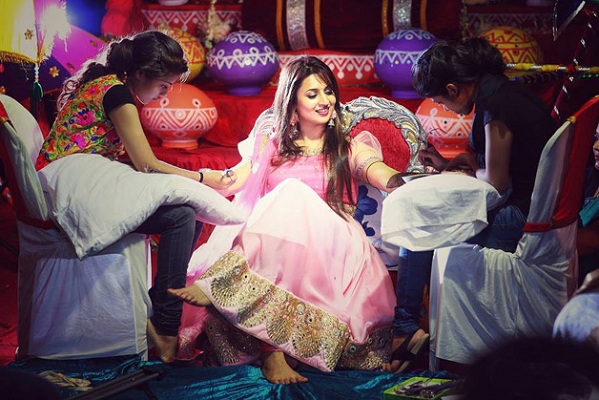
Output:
[{"xmin": 177, "ymin": 130, "xmax": 396, "ymax": 372}]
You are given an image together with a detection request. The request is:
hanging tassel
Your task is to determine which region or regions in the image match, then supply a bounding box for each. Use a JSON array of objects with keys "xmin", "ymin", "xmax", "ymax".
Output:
[
  {"xmin": 30, "ymin": 64, "xmax": 44, "ymax": 119},
  {"xmin": 30, "ymin": 80, "xmax": 44, "ymax": 119}
]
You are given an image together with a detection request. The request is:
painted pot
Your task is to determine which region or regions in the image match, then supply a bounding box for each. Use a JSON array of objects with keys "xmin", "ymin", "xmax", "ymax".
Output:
[
  {"xmin": 166, "ymin": 27, "xmax": 205, "ymax": 81},
  {"xmin": 415, "ymin": 98, "xmax": 474, "ymax": 159},
  {"xmin": 374, "ymin": 28, "xmax": 436, "ymax": 99},
  {"xmin": 140, "ymin": 83, "xmax": 218, "ymax": 150},
  {"xmin": 207, "ymin": 30, "xmax": 279, "ymax": 96},
  {"xmin": 480, "ymin": 25, "xmax": 543, "ymax": 64}
]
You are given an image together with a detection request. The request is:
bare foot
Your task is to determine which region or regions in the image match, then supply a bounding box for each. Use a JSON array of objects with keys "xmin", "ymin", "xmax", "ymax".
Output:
[
  {"xmin": 381, "ymin": 328, "xmax": 429, "ymax": 373},
  {"xmin": 147, "ymin": 319, "xmax": 177, "ymax": 363},
  {"xmin": 168, "ymin": 282, "xmax": 212, "ymax": 307},
  {"xmin": 261, "ymin": 351, "xmax": 308, "ymax": 384}
]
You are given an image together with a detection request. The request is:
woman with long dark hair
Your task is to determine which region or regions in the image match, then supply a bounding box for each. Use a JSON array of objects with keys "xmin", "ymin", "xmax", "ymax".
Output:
[{"xmin": 170, "ymin": 55, "xmax": 405, "ymax": 384}]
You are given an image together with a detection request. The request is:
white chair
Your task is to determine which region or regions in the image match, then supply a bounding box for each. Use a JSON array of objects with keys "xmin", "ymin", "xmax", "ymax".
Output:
[
  {"xmin": 428, "ymin": 95, "xmax": 599, "ymax": 368},
  {"xmin": 0, "ymin": 94, "xmax": 152, "ymax": 360}
]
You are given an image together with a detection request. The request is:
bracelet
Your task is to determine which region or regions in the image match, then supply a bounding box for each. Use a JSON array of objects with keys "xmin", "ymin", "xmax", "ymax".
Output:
[
  {"xmin": 364, "ymin": 160, "xmax": 384, "ymax": 186},
  {"xmin": 198, "ymin": 168, "xmax": 210, "ymax": 183}
]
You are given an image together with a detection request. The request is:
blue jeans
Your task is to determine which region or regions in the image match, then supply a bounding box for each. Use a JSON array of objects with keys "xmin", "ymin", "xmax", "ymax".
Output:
[
  {"xmin": 134, "ymin": 205, "xmax": 203, "ymax": 336},
  {"xmin": 393, "ymin": 204, "xmax": 526, "ymax": 337}
]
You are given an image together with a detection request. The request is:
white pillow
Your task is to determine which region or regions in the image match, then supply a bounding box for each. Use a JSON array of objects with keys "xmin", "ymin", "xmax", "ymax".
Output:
[
  {"xmin": 38, "ymin": 154, "xmax": 246, "ymax": 258},
  {"xmin": 381, "ymin": 173, "xmax": 506, "ymax": 251}
]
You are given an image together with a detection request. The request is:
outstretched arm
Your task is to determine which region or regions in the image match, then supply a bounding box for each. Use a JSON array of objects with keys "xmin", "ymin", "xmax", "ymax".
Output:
[
  {"xmin": 109, "ymin": 103, "xmax": 237, "ymax": 190},
  {"xmin": 352, "ymin": 140, "xmax": 402, "ymax": 193}
]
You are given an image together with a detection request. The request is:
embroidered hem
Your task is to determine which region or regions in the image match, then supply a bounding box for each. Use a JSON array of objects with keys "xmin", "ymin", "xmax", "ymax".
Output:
[{"xmin": 199, "ymin": 250, "xmax": 391, "ymax": 371}]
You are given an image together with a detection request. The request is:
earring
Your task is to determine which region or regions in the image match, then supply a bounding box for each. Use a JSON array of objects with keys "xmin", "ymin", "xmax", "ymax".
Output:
[
  {"xmin": 328, "ymin": 110, "xmax": 337, "ymax": 127},
  {"xmin": 289, "ymin": 113, "xmax": 299, "ymax": 138},
  {"xmin": 290, "ymin": 123, "xmax": 299, "ymax": 139}
]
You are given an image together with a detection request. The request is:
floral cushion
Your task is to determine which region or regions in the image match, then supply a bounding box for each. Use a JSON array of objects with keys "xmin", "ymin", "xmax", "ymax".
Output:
[
  {"xmin": 355, "ymin": 182, "xmax": 399, "ymax": 266},
  {"xmin": 344, "ymin": 96, "xmax": 426, "ymax": 267}
]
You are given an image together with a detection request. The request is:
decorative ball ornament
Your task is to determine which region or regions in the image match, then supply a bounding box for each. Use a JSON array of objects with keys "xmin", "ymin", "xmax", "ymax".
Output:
[
  {"xmin": 415, "ymin": 98, "xmax": 474, "ymax": 159},
  {"xmin": 480, "ymin": 26, "xmax": 543, "ymax": 64},
  {"xmin": 140, "ymin": 83, "xmax": 217, "ymax": 150},
  {"xmin": 374, "ymin": 29, "xmax": 437, "ymax": 99},
  {"xmin": 207, "ymin": 30, "xmax": 279, "ymax": 96},
  {"xmin": 166, "ymin": 27, "xmax": 205, "ymax": 81}
]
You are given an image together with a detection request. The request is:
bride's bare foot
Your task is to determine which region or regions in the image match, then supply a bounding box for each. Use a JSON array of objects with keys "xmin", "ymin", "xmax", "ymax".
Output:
[
  {"xmin": 261, "ymin": 351, "xmax": 308, "ymax": 384},
  {"xmin": 168, "ymin": 282, "xmax": 211, "ymax": 307},
  {"xmin": 147, "ymin": 319, "xmax": 177, "ymax": 363}
]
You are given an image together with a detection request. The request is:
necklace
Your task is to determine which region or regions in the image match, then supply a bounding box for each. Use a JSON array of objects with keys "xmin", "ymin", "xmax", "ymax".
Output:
[{"xmin": 300, "ymin": 146, "xmax": 324, "ymax": 156}]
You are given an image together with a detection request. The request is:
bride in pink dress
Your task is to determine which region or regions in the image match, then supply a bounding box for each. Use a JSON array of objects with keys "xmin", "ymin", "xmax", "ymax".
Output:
[{"xmin": 170, "ymin": 56, "xmax": 404, "ymax": 384}]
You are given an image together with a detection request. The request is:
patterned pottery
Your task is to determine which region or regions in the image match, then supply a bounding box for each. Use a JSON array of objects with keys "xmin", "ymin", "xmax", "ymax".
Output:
[
  {"xmin": 415, "ymin": 98, "xmax": 474, "ymax": 159},
  {"xmin": 166, "ymin": 27, "xmax": 205, "ymax": 81},
  {"xmin": 140, "ymin": 83, "xmax": 218, "ymax": 150},
  {"xmin": 207, "ymin": 30, "xmax": 279, "ymax": 96},
  {"xmin": 374, "ymin": 29, "xmax": 437, "ymax": 99},
  {"xmin": 480, "ymin": 25, "xmax": 543, "ymax": 64}
]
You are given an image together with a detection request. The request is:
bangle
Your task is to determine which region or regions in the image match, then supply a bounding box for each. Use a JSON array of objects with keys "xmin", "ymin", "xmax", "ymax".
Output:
[
  {"xmin": 364, "ymin": 160, "xmax": 383, "ymax": 186},
  {"xmin": 198, "ymin": 171, "xmax": 203, "ymax": 183}
]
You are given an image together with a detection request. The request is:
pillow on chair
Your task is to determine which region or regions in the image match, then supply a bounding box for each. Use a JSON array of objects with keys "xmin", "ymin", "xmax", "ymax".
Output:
[{"xmin": 38, "ymin": 154, "xmax": 247, "ymax": 258}]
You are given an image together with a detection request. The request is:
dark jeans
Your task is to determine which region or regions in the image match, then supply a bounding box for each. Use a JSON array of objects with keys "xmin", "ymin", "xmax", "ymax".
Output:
[
  {"xmin": 134, "ymin": 205, "xmax": 202, "ymax": 336},
  {"xmin": 393, "ymin": 204, "xmax": 526, "ymax": 337}
]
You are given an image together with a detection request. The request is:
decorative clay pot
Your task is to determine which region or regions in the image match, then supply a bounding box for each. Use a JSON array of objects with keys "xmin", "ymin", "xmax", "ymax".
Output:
[
  {"xmin": 415, "ymin": 98, "xmax": 474, "ymax": 159},
  {"xmin": 158, "ymin": 0, "xmax": 189, "ymax": 5},
  {"xmin": 207, "ymin": 30, "xmax": 279, "ymax": 96},
  {"xmin": 480, "ymin": 26, "xmax": 543, "ymax": 64},
  {"xmin": 140, "ymin": 83, "xmax": 217, "ymax": 150},
  {"xmin": 374, "ymin": 28, "xmax": 436, "ymax": 99},
  {"xmin": 165, "ymin": 27, "xmax": 205, "ymax": 81}
]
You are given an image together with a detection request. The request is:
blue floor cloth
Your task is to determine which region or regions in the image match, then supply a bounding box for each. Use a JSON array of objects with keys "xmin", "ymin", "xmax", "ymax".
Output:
[{"xmin": 3, "ymin": 356, "xmax": 458, "ymax": 399}]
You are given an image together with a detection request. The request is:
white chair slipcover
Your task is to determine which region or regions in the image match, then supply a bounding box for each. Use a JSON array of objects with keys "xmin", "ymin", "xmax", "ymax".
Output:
[
  {"xmin": 0, "ymin": 94, "xmax": 152, "ymax": 360},
  {"xmin": 428, "ymin": 95, "xmax": 599, "ymax": 367}
]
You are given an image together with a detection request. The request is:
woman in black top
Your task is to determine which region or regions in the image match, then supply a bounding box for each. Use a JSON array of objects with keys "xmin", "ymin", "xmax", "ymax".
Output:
[{"xmin": 384, "ymin": 37, "xmax": 556, "ymax": 373}]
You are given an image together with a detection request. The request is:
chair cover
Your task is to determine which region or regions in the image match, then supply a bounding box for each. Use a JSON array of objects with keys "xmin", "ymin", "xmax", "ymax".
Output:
[
  {"xmin": 428, "ymin": 95, "xmax": 599, "ymax": 367},
  {"xmin": 0, "ymin": 94, "xmax": 152, "ymax": 360}
]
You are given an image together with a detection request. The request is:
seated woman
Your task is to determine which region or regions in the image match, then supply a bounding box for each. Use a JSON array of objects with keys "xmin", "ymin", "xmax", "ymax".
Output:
[
  {"xmin": 385, "ymin": 37, "xmax": 557, "ymax": 373},
  {"xmin": 34, "ymin": 31, "xmax": 236, "ymax": 363},
  {"xmin": 169, "ymin": 55, "xmax": 405, "ymax": 384}
]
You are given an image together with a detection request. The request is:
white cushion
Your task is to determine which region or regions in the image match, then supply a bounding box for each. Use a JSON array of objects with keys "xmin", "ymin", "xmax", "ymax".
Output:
[
  {"xmin": 38, "ymin": 153, "xmax": 246, "ymax": 258},
  {"xmin": 381, "ymin": 173, "xmax": 506, "ymax": 251}
]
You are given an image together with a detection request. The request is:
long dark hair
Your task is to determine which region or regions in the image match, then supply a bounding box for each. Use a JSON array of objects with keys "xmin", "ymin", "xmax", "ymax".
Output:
[
  {"xmin": 272, "ymin": 55, "xmax": 354, "ymax": 219},
  {"xmin": 57, "ymin": 30, "xmax": 189, "ymax": 109},
  {"xmin": 412, "ymin": 37, "xmax": 505, "ymax": 98}
]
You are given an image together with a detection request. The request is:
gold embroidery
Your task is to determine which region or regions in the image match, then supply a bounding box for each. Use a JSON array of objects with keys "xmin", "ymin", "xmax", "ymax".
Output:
[
  {"xmin": 201, "ymin": 251, "xmax": 350, "ymax": 369},
  {"xmin": 201, "ymin": 251, "xmax": 391, "ymax": 371},
  {"xmin": 205, "ymin": 313, "xmax": 261, "ymax": 365},
  {"xmin": 337, "ymin": 325, "xmax": 393, "ymax": 370}
]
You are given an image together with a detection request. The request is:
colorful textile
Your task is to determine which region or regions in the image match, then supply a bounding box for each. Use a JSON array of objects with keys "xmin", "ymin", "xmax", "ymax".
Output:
[{"xmin": 35, "ymin": 74, "xmax": 127, "ymax": 170}]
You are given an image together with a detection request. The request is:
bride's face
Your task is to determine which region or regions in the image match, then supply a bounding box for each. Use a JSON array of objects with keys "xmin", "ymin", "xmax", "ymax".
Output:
[{"xmin": 294, "ymin": 74, "xmax": 336, "ymax": 129}]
